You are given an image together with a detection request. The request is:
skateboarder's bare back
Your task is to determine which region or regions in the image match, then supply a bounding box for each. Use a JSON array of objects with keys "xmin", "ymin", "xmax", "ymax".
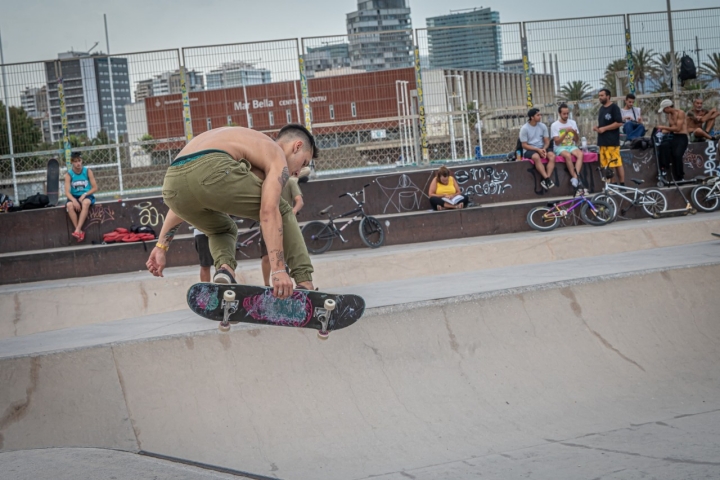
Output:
[{"xmin": 146, "ymin": 124, "xmax": 318, "ymax": 299}]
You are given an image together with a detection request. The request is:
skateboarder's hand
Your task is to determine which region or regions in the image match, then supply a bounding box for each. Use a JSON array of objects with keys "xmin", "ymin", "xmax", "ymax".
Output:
[
  {"xmin": 271, "ymin": 271, "xmax": 294, "ymax": 299},
  {"xmin": 146, "ymin": 247, "xmax": 167, "ymax": 277}
]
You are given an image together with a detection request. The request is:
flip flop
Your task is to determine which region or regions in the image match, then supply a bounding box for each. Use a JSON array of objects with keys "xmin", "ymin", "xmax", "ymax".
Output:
[
  {"xmin": 72, "ymin": 231, "xmax": 81, "ymax": 239},
  {"xmin": 77, "ymin": 231, "xmax": 85, "ymax": 243}
]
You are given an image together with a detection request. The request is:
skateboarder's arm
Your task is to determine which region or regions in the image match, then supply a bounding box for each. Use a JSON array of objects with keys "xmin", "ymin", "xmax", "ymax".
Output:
[{"xmin": 156, "ymin": 209, "xmax": 185, "ymax": 249}]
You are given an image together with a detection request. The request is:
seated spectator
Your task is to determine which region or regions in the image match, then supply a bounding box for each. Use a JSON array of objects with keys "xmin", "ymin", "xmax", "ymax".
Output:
[
  {"xmin": 551, "ymin": 103, "xmax": 587, "ymax": 194},
  {"xmin": 521, "ymin": 108, "xmax": 556, "ymax": 190},
  {"xmin": 64, "ymin": 152, "xmax": 97, "ymax": 242},
  {"xmin": 687, "ymin": 97, "xmax": 718, "ymax": 142},
  {"xmin": 621, "ymin": 93, "xmax": 645, "ymax": 140},
  {"xmin": 428, "ymin": 166, "xmax": 469, "ymax": 211}
]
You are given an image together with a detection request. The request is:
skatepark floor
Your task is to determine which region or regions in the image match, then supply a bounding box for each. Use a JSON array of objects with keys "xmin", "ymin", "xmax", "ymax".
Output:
[{"xmin": 1, "ymin": 213, "xmax": 720, "ymax": 480}]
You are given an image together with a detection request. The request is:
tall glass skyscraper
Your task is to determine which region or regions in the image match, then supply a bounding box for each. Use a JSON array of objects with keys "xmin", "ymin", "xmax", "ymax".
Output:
[{"xmin": 427, "ymin": 8, "xmax": 503, "ymax": 72}]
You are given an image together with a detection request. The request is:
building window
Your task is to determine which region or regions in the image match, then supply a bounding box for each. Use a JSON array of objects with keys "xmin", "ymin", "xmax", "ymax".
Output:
[
  {"xmin": 269, "ymin": 111, "xmax": 274, "ymax": 126},
  {"xmin": 206, "ymin": 118, "xmax": 212, "ymax": 130},
  {"xmin": 248, "ymin": 113, "xmax": 253, "ymax": 129},
  {"xmin": 286, "ymin": 109, "xmax": 292, "ymax": 123},
  {"xmin": 329, "ymin": 104, "xmax": 335, "ymax": 120},
  {"xmin": 351, "ymin": 102, "xmax": 357, "ymax": 118}
]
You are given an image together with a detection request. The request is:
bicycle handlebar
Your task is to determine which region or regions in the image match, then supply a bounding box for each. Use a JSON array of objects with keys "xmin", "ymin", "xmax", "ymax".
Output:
[{"xmin": 339, "ymin": 181, "xmax": 374, "ymax": 200}]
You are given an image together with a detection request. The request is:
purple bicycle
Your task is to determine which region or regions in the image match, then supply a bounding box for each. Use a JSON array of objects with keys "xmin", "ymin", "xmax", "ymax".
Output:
[{"xmin": 526, "ymin": 194, "xmax": 614, "ymax": 232}]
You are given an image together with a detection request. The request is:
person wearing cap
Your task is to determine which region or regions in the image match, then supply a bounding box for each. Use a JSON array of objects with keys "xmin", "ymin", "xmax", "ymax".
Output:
[
  {"xmin": 146, "ymin": 125, "xmax": 317, "ymax": 299},
  {"xmin": 657, "ymin": 99, "xmax": 688, "ymax": 181},
  {"xmin": 258, "ymin": 166, "xmax": 311, "ymax": 286},
  {"xmin": 593, "ymin": 89, "xmax": 625, "ymax": 185},
  {"xmin": 64, "ymin": 151, "xmax": 98, "ymax": 243},
  {"xmin": 520, "ymin": 108, "xmax": 556, "ymax": 190}
]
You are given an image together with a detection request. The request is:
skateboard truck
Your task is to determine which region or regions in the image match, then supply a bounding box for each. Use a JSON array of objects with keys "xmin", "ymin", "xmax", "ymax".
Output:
[
  {"xmin": 315, "ymin": 299, "xmax": 336, "ymax": 340},
  {"xmin": 219, "ymin": 290, "xmax": 239, "ymax": 332}
]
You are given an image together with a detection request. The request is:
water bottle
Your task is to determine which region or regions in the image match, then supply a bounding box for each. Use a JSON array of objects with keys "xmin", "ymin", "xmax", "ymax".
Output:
[
  {"xmin": 516, "ymin": 149, "xmax": 522, "ymax": 161},
  {"xmin": 581, "ymin": 136, "xmax": 588, "ymax": 152}
]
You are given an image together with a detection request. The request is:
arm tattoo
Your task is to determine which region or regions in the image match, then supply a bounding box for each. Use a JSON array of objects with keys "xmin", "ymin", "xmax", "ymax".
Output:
[
  {"xmin": 271, "ymin": 249, "xmax": 285, "ymax": 270},
  {"xmin": 278, "ymin": 167, "xmax": 289, "ymax": 188},
  {"xmin": 163, "ymin": 224, "xmax": 181, "ymax": 244}
]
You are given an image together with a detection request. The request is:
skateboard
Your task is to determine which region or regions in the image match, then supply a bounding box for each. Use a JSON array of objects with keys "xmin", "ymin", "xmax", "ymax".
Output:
[
  {"xmin": 46, "ymin": 158, "xmax": 60, "ymax": 206},
  {"xmin": 713, "ymin": 233, "xmax": 720, "ymax": 238},
  {"xmin": 187, "ymin": 283, "xmax": 365, "ymax": 339}
]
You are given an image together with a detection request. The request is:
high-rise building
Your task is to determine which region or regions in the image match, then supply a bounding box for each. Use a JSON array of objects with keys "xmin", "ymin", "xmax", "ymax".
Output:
[
  {"xmin": 346, "ymin": 0, "xmax": 414, "ymax": 72},
  {"xmin": 44, "ymin": 51, "xmax": 132, "ymax": 142},
  {"xmin": 426, "ymin": 8, "xmax": 502, "ymax": 71},
  {"xmin": 304, "ymin": 43, "xmax": 351, "ymax": 77},
  {"xmin": 205, "ymin": 62, "xmax": 271, "ymax": 90},
  {"xmin": 135, "ymin": 69, "xmax": 205, "ymax": 102}
]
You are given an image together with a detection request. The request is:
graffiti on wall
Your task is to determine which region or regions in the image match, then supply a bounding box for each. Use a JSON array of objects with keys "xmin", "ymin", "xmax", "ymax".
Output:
[
  {"xmin": 133, "ymin": 201, "xmax": 165, "ymax": 227},
  {"xmin": 455, "ymin": 166, "xmax": 512, "ymax": 198},
  {"xmin": 85, "ymin": 205, "xmax": 116, "ymax": 227}
]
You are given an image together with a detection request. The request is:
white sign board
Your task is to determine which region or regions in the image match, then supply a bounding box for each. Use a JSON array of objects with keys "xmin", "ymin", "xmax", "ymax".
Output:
[{"xmin": 371, "ymin": 129, "xmax": 387, "ymax": 140}]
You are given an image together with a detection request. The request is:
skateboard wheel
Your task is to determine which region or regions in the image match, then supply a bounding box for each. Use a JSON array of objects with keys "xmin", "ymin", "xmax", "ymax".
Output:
[
  {"xmin": 324, "ymin": 299, "xmax": 336, "ymax": 311},
  {"xmin": 317, "ymin": 330, "xmax": 329, "ymax": 340},
  {"xmin": 224, "ymin": 290, "xmax": 236, "ymax": 302},
  {"xmin": 218, "ymin": 322, "xmax": 231, "ymax": 332}
]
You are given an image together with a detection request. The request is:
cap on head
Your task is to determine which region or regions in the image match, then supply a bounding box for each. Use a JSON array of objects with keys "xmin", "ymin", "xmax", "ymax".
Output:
[
  {"xmin": 658, "ymin": 99, "xmax": 673, "ymax": 113},
  {"xmin": 527, "ymin": 108, "xmax": 540, "ymax": 119}
]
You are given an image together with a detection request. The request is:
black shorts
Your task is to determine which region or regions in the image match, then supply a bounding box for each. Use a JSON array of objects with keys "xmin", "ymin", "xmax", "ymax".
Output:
[{"xmin": 194, "ymin": 234, "xmax": 214, "ymax": 267}]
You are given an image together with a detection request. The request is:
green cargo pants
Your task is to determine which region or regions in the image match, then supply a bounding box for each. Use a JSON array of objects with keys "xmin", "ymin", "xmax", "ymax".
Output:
[{"xmin": 162, "ymin": 150, "xmax": 313, "ymax": 284}]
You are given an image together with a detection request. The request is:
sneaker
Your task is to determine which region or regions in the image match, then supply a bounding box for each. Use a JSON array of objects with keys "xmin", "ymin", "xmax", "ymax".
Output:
[
  {"xmin": 583, "ymin": 188, "xmax": 590, "ymax": 196},
  {"xmin": 541, "ymin": 179, "xmax": 549, "ymax": 190},
  {"xmin": 571, "ymin": 178, "xmax": 579, "ymax": 188},
  {"xmin": 546, "ymin": 179, "xmax": 555, "ymax": 189},
  {"xmin": 213, "ymin": 267, "xmax": 237, "ymax": 284}
]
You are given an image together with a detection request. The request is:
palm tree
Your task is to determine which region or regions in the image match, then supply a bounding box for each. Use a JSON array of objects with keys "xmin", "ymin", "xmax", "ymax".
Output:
[
  {"xmin": 558, "ymin": 80, "xmax": 593, "ymax": 102},
  {"xmin": 701, "ymin": 52, "xmax": 720, "ymax": 86},
  {"xmin": 602, "ymin": 59, "xmax": 628, "ymax": 95},
  {"xmin": 652, "ymin": 51, "xmax": 681, "ymax": 88},
  {"xmin": 631, "ymin": 48, "xmax": 657, "ymax": 94}
]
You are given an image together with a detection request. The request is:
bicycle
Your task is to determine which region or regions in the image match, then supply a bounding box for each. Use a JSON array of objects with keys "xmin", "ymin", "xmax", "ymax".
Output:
[
  {"xmin": 526, "ymin": 193, "xmax": 614, "ymax": 232},
  {"xmin": 591, "ymin": 168, "xmax": 668, "ymax": 222},
  {"xmin": 235, "ymin": 221, "xmax": 262, "ymax": 258},
  {"xmin": 301, "ymin": 183, "xmax": 385, "ymax": 254},
  {"xmin": 691, "ymin": 176, "xmax": 720, "ymax": 212}
]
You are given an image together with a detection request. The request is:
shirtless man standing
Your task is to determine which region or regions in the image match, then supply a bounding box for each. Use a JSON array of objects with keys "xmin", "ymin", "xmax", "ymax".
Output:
[
  {"xmin": 686, "ymin": 98, "xmax": 718, "ymax": 142},
  {"xmin": 146, "ymin": 124, "xmax": 317, "ymax": 299},
  {"xmin": 657, "ymin": 99, "xmax": 688, "ymax": 181}
]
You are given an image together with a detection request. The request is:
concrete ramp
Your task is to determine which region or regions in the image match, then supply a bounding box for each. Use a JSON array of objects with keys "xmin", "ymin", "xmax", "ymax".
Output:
[{"xmin": 2, "ymin": 261, "xmax": 720, "ymax": 479}]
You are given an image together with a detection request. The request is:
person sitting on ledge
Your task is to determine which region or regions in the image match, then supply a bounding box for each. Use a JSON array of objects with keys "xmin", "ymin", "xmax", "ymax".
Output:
[
  {"xmin": 64, "ymin": 152, "xmax": 97, "ymax": 243},
  {"xmin": 428, "ymin": 166, "xmax": 469, "ymax": 211},
  {"xmin": 521, "ymin": 108, "xmax": 556, "ymax": 190}
]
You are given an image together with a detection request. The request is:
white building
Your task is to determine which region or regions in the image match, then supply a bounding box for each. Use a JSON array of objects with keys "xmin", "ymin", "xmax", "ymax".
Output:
[{"xmin": 205, "ymin": 62, "xmax": 271, "ymax": 90}]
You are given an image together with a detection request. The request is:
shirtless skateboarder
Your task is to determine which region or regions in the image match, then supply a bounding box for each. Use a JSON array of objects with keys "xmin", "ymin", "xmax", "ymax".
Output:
[
  {"xmin": 657, "ymin": 99, "xmax": 689, "ymax": 182},
  {"xmin": 146, "ymin": 124, "xmax": 317, "ymax": 299}
]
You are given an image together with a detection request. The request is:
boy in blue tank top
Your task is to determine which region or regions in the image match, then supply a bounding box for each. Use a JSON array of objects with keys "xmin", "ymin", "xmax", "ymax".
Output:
[{"xmin": 64, "ymin": 152, "xmax": 98, "ymax": 242}]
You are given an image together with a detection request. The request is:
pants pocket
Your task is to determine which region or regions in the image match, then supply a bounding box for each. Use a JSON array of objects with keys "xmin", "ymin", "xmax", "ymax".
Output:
[
  {"xmin": 162, "ymin": 189, "xmax": 178, "ymax": 200},
  {"xmin": 200, "ymin": 169, "xmax": 230, "ymax": 186}
]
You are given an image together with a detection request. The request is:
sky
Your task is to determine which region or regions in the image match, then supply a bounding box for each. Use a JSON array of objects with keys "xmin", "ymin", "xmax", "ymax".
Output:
[{"xmin": 0, "ymin": 0, "xmax": 718, "ymax": 64}]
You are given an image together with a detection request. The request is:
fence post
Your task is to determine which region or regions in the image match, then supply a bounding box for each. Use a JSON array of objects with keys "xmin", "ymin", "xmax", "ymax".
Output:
[
  {"xmin": 665, "ymin": 0, "xmax": 679, "ymax": 104},
  {"xmin": 57, "ymin": 63, "xmax": 72, "ymax": 170},
  {"xmin": 521, "ymin": 23, "xmax": 533, "ymax": 109},
  {"xmin": 624, "ymin": 15, "xmax": 636, "ymax": 95},
  {"xmin": 298, "ymin": 55, "xmax": 312, "ymax": 132},
  {"xmin": 0, "ymin": 29, "xmax": 19, "ymax": 203},
  {"xmin": 104, "ymin": 16, "xmax": 124, "ymax": 196},
  {"xmin": 179, "ymin": 65, "xmax": 193, "ymax": 142},
  {"xmin": 413, "ymin": 41, "xmax": 429, "ymax": 164}
]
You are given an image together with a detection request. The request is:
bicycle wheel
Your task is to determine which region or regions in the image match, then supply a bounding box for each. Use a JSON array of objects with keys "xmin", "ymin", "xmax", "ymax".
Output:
[
  {"xmin": 526, "ymin": 206, "xmax": 560, "ymax": 232},
  {"xmin": 301, "ymin": 221, "xmax": 334, "ymax": 254},
  {"xmin": 359, "ymin": 216, "xmax": 385, "ymax": 249},
  {"xmin": 580, "ymin": 200, "xmax": 614, "ymax": 226},
  {"xmin": 691, "ymin": 185, "xmax": 720, "ymax": 212},
  {"xmin": 591, "ymin": 194, "xmax": 618, "ymax": 222},
  {"xmin": 640, "ymin": 189, "xmax": 668, "ymax": 217}
]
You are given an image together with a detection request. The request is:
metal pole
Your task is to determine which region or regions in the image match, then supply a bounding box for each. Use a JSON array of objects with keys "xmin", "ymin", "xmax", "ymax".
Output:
[
  {"xmin": 0, "ymin": 28, "xmax": 19, "ymax": 203},
  {"xmin": 666, "ymin": 0, "xmax": 679, "ymax": 104},
  {"xmin": 104, "ymin": 14, "xmax": 124, "ymax": 195}
]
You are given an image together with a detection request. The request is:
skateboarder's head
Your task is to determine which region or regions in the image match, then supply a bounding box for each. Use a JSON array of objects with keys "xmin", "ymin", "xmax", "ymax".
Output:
[
  {"xmin": 70, "ymin": 152, "xmax": 83, "ymax": 171},
  {"xmin": 277, "ymin": 124, "xmax": 318, "ymax": 178}
]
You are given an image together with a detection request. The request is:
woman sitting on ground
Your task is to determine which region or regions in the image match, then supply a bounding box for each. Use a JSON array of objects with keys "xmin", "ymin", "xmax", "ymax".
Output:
[{"xmin": 428, "ymin": 166, "xmax": 469, "ymax": 211}]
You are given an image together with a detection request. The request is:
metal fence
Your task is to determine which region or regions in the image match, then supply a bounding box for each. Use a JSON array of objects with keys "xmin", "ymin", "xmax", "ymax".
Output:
[{"xmin": 1, "ymin": 7, "xmax": 719, "ymax": 203}]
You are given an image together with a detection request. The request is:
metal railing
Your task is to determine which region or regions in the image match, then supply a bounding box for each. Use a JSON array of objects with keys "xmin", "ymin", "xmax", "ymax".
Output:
[{"xmin": 1, "ymin": 7, "xmax": 719, "ymax": 203}]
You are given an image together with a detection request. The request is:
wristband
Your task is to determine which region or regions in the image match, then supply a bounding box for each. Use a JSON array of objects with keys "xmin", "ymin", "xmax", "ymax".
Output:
[
  {"xmin": 156, "ymin": 242, "xmax": 169, "ymax": 251},
  {"xmin": 270, "ymin": 269, "xmax": 286, "ymax": 277}
]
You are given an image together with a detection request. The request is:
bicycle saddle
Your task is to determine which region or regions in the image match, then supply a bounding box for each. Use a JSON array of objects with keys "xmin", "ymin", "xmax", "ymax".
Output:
[
  {"xmin": 631, "ymin": 178, "xmax": 644, "ymax": 185},
  {"xmin": 319, "ymin": 205, "xmax": 334, "ymax": 215}
]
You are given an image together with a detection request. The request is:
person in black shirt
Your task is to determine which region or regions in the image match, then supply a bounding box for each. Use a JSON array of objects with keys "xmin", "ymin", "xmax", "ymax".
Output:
[{"xmin": 593, "ymin": 89, "xmax": 625, "ymax": 185}]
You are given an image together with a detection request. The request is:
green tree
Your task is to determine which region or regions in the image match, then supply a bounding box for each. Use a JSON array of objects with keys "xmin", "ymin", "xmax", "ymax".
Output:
[
  {"xmin": 140, "ymin": 133, "xmax": 155, "ymax": 155},
  {"xmin": 701, "ymin": 52, "xmax": 720, "ymax": 85},
  {"xmin": 558, "ymin": 80, "xmax": 593, "ymax": 102},
  {"xmin": 652, "ymin": 51, "xmax": 680, "ymax": 87},
  {"xmin": 631, "ymin": 48, "xmax": 657, "ymax": 94},
  {"xmin": 0, "ymin": 101, "xmax": 43, "ymax": 155},
  {"xmin": 602, "ymin": 59, "xmax": 628, "ymax": 95}
]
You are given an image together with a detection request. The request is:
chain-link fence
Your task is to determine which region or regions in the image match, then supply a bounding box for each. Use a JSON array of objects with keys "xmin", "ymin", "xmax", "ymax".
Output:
[{"xmin": 2, "ymin": 7, "xmax": 719, "ymax": 202}]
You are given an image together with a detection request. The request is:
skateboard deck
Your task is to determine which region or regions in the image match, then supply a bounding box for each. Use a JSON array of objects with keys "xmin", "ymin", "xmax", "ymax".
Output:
[
  {"xmin": 46, "ymin": 158, "xmax": 60, "ymax": 206},
  {"xmin": 187, "ymin": 283, "xmax": 365, "ymax": 338}
]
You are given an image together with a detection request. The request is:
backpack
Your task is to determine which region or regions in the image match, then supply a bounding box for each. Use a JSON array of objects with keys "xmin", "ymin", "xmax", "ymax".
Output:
[
  {"xmin": 103, "ymin": 227, "xmax": 155, "ymax": 244},
  {"xmin": 629, "ymin": 137, "xmax": 650, "ymax": 151},
  {"xmin": 20, "ymin": 193, "xmax": 50, "ymax": 210},
  {"xmin": 679, "ymin": 53, "xmax": 697, "ymax": 84}
]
